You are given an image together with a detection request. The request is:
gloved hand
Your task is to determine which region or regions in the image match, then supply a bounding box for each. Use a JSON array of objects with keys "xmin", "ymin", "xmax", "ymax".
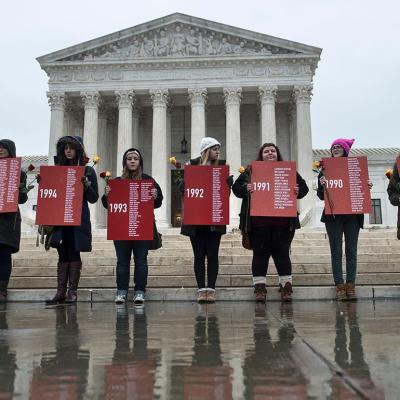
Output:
[{"xmin": 226, "ymin": 175, "xmax": 234, "ymax": 187}]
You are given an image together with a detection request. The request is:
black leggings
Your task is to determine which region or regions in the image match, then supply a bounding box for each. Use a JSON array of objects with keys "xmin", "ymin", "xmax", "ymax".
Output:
[
  {"xmin": 0, "ymin": 244, "xmax": 13, "ymax": 281},
  {"xmin": 250, "ymin": 226, "xmax": 295, "ymax": 278},
  {"xmin": 190, "ymin": 228, "xmax": 222, "ymax": 289},
  {"xmin": 57, "ymin": 227, "xmax": 81, "ymax": 263}
]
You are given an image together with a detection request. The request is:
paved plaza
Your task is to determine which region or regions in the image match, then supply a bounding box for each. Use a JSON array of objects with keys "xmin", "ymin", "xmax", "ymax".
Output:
[{"xmin": 0, "ymin": 300, "xmax": 399, "ymax": 399}]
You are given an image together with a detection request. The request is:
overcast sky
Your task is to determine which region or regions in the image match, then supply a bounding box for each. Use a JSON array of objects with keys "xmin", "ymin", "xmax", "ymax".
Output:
[{"xmin": 2, "ymin": 0, "xmax": 399, "ymax": 155}]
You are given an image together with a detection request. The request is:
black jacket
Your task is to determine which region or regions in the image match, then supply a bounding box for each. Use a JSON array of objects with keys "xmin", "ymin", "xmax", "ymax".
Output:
[
  {"xmin": 0, "ymin": 139, "xmax": 28, "ymax": 253},
  {"xmin": 49, "ymin": 165, "xmax": 99, "ymax": 252},
  {"xmin": 181, "ymin": 157, "xmax": 228, "ymax": 237},
  {"xmin": 317, "ymin": 171, "xmax": 364, "ymax": 228},
  {"xmin": 387, "ymin": 161, "xmax": 400, "ymax": 239},
  {"xmin": 232, "ymin": 166, "xmax": 309, "ymax": 233}
]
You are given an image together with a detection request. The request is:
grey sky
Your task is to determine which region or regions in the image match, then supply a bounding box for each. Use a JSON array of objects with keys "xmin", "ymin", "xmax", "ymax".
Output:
[{"xmin": 2, "ymin": 0, "xmax": 399, "ymax": 155}]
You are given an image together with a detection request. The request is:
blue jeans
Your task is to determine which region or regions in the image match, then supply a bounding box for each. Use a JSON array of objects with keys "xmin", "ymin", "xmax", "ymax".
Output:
[
  {"xmin": 114, "ymin": 241, "xmax": 150, "ymax": 294},
  {"xmin": 325, "ymin": 215, "xmax": 360, "ymax": 285}
]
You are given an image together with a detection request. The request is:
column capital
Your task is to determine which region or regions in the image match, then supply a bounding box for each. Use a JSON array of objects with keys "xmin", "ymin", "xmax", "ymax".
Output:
[
  {"xmin": 47, "ymin": 91, "xmax": 65, "ymax": 111},
  {"xmin": 188, "ymin": 88, "xmax": 207, "ymax": 106},
  {"xmin": 293, "ymin": 85, "xmax": 313, "ymax": 104},
  {"xmin": 223, "ymin": 87, "xmax": 242, "ymax": 106},
  {"xmin": 115, "ymin": 90, "xmax": 135, "ymax": 109},
  {"xmin": 81, "ymin": 91, "xmax": 101, "ymax": 109},
  {"xmin": 258, "ymin": 85, "xmax": 278, "ymax": 105},
  {"xmin": 150, "ymin": 89, "xmax": 169, "ymax": 107}
]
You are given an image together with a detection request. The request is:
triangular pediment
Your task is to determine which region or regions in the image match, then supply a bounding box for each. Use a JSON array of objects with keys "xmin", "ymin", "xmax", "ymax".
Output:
[{"xmin": 37, "ymin": 13, "xmax": 321, "ymax": 64}]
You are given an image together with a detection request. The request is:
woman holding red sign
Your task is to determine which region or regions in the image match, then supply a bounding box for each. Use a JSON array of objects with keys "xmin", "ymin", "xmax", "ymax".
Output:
[
  {"xmin": 387, "ymin": 157, "xmax": 400, "ymax": 240},
  {"xmin": 102, "ymin": 148, "xmax": 163, "ymax": 305},
  {"xmin": 0, "ymin": 139, "xmax": 28, "ymax": 302},
  {"xmin": 317, "ymin": 138, "xmax": 372, "ymax": 301},
  {"xmin": 46, "ymin": 136, "xmax": 99, "ymax": 305},
  {"xmin": 233, "ymin": 143, "xmax": 309, "ymax": 302},
  {"xmin": 181, "ymin": 137, "xmax": 233, "ymax": 304}
]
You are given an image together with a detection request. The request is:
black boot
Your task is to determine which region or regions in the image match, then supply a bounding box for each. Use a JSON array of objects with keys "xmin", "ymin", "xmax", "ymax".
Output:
[
  {"xmin": 65, "ymin": 261, "xmax": 82, "ymax": 303},
  {"xmin": 46, "ymin": 262, "xmax": 69, "ymax": 305},
  {"xmin": 0, "ymin": 280, "xmax": 8, "ymax": 303}
]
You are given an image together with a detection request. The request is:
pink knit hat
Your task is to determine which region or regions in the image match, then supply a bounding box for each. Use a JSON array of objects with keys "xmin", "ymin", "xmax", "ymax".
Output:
[{"xmin": 330, "ymin": 138, "xmax": 355, "ymax": 156}]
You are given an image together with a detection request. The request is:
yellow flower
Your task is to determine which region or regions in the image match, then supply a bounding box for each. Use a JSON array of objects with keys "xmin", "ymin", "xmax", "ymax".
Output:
[
  {"xmin": 105, "ymin": 171, "xmax": 112, "ymax": 178},
  {"xmin": 92, "ymin": 155, "xmax": 101, "ymax": 164},
  {"xmin": 238, "ymin": 166, "xmax": 245, "ymax": 174},
  {"xmin": 385, "ymin": 169, "xmax": 393, "ymax": 179},
  {"xmin": 169, "ymin": 156, "xmax": 177, "ymax": 165},
  {"xmin": 312, "ymin": 160, "xmax": 321, "ymax": 169}
]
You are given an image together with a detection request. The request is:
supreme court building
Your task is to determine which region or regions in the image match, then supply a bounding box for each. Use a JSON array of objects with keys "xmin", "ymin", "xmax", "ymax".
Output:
[{"xmin": 37, "ymin": 13, "xmax": 322, "ymax": 228}]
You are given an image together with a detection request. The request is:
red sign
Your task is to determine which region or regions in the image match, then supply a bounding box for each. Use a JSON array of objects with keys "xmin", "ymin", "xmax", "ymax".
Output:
[
  {"xmin": 397, "ymin": 158, "xmax": 400, "ymax": 174},
  {"xmin": 35, "ymin": 166, "xmax": 84, "ymax": 226},
  {"xmin": 0, "ymin": 157, "xmax": 21, "ymax": 213},
  {"xmin": 107, "ymin": 179, "xmax": 154, "ymax": 240},
  {"xmin": 183, "ymin": 165, "xmax": 230, "ymax": 225},
  {"xmin": 322, "ymin": 156, "xmax": 372, "ymax": 215},
  {"xmin": 250, "ymin": 161, "xmax": 297, "ymax": 217}
]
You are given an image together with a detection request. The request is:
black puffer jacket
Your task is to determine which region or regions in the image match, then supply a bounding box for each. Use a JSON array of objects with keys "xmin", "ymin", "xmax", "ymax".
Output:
[
  {"xmin": 181, "ymin": 157, "xmax": 227, "ymax": 237},
  {"xmin": 49, "ymin": 136, "xmax": 99, "ymax": 252},
  {"xmin": 232, "ymin": 166, "xmax": 309, "ymax": 233},
  {"xmin": 387, "ymin": 161, "xmax": 400, "ymax": 240},
  {"xmin": 0, "ymin": 139, "xmax": 28, "ymax": 253}
]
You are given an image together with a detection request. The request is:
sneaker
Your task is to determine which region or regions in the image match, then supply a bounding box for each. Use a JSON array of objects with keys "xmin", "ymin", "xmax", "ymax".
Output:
[
  {"xmin": 335, "ymin": 284, "xmax": 347, "ymax": 301},
  {"xmin": 197, "ymin": 290, "xmax": 207, "ymax": 303},
  {"xmin": 133, "ymin": 293, "xmax": 145, "ymax": 304},
  {"xmin": 345, "ymin": 283, "xmax": 357, "ymax": 301},
  {"xmin": 115, "ymin": 294, "xmax": 127, "ymax": 304},
  {"xmin": 206, "ymin": 290, "xmax": 216, "ymax": 303}
]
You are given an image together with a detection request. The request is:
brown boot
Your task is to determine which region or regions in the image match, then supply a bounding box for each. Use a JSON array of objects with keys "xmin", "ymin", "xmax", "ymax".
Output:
[
  {"xmin": 66, "ymin": 261, "xmax": 82, "ymax": 303},
  {"xmin": 335, "ymin": 284, "xmax": 347, "ymax": 301},
  {"xmin": 254, "ymin": 283, "xmax": 267, "ymax": 303},
  {"xmin": 46, "ymin": 262, "xmax": 69, "ymax": 305},
  {"xmin": 279, "ymin": 282, "xmax": 293, "ymax": 302},
  {"xmin": 345, "ymin": 282, "xmax": 357, "ymax": 301},
  {"xmin": 0, "ymin": 281, "xmax": 8, "ymax": 303}
]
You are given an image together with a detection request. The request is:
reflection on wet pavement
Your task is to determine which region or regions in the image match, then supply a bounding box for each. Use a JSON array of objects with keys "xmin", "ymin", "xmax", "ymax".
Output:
[{"xmin": 0, "ymin": 300, "xmax": 398, "ymax": 399}]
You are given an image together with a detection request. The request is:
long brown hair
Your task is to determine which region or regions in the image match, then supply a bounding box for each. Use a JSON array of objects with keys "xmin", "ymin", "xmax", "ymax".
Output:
[{"xmin": 256, "ymin": 143, "xmax": 284, "ymax": 161}]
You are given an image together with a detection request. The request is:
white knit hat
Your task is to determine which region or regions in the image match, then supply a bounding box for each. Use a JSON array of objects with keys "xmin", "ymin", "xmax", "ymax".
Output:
[{"xmin": 199, "ymin": 137, "xmax": 221, "ymax": 154}]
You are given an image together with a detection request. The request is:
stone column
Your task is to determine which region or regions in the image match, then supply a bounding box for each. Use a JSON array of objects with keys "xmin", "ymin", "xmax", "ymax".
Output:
[
  {"xmin": 132, "ymin": 106, "xmax": 140, "ymax": 149},
  {"xmin": 188, "ymin": 88, "xmax": 207, "ymax": 157},
  {"xmin": 96, "ymin": 107, "xmax": 108, "ymax": 228},
  {"xmin": 81, "ymin": 91, "xmax": 100, "ymax": 226},
  {"xmin": 293, "ymin": 85, "xmax": 314, "ymax": 221},
  {"xmin": 116, "ymin": 90, "xmax": 135, "ymax": 175},
  {"xmin": 150, "ymin": 89, "xmax": 170, "ymax": 227},
  {"xmin": 47, "ymin": 92, "xmax": 65, "ymax": 165},
  {"xmin": 258, "ymin": 85, "xmax": 277, "ymax": 145},
  {"xmin": 223, "ymin": 87, "xmax": 242, "ymax": 227}
]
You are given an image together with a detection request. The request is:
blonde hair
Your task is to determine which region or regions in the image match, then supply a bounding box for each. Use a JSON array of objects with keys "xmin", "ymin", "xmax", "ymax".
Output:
[{"xmin": 200, "ymin": 148, "xmax": 219, "ymax": 166}]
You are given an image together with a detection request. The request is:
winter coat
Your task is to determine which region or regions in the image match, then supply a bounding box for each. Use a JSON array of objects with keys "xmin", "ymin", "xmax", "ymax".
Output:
[
  {"xmin": 101, "ymin": 173, "xmax": 163, "ymax": 211},
  {"xmin": 180, "ymin": 157, "xmax": 227, "ymax": 237},
  {"xmin": 0, "ymin": 139, "xmax": 28, "ymax": 253},
  {"xmin": 387, "ymin": 161, "xmax": 400, "ymax": 239},
  {"xmin": 49, "ymin": 165, "xmax": 99, "ymax": 252},
  {"xmin": 316, "ymin": 171, "xmax": 364, "ymax": 228},
  {"xmin": 232, "ymin": 166, "xmax": 309, "ymax": 233}
]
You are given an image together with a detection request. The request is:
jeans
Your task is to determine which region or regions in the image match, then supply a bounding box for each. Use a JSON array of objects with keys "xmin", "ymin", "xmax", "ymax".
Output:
[
  {"xmin": 189, "ymin": 228, "xmax": 222, "ymax": 289},
  {"xmin": 57, "ymin": 227, "xmax": 81, "ymax": 263},
  {"xmin": 325, "ymin": 215, "xmax": 360, "ymax": 285},
  {"xmin": 114, "ymin": 240, "xmax": 150, "ymax": 293},
  {"xmin": 250, "ymin": 227, "xmax": 295, "ymax": 278},
  {"xmin": 0, "ymin": 244, "xmax": 13, "ymax": 282}
]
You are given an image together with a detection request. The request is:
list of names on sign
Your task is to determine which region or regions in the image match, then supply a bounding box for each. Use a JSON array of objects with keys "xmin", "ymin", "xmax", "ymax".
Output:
[
  {"xmin": 250, "ymin": 161, "xmax": 297, "ymax": 217},
  {"xmin": 35, "ymin": 166, "xmax": 84, "ymax": 226},
  {"xmin": 0, "ymin": 157, "xmax": 22, "ymax": 213},
  {"xmin": 183, "ymin": 165, "xmax": 230, "ymax": 225},
  {"xmin": 107, "ymin": 179, "xmax": 154, "ymax": 241},
  {"xmin": 322, "ymin": 156, "xmax": 372, "ymax": 215}
]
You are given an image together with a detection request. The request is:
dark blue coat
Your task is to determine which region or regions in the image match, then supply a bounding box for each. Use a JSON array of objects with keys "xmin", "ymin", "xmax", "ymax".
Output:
[{"xmin": 50, "ymin": 166, "xmax": 99, "ymax": 252}]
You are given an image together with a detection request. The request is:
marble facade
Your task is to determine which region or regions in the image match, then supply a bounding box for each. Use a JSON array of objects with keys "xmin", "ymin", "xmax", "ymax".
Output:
[{"xmin": 37, "ymin": 13, "xmax": 322, "ymax": 228}]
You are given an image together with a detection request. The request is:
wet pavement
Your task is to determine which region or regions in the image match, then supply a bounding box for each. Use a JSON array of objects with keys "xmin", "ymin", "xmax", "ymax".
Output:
[{"xmin": 0, "ymin": 301, "xmax": 399, "ymax": 399}]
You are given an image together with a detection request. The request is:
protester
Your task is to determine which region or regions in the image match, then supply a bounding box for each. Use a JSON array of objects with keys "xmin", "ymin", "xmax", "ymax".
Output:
[
  {"xmin": 317, "ymin": 138, "xmax": 372, "ymax": 301},
  {"xmin": 102, "ymin": 148, "xmax": 163, "ymax": 305},
  {"xmin": 387, "ymin": 155, "xmax": 400, "ymax": 240},
  {"xmin": 181, "ymin": 137, "xmax": 232, "ymax": 303},
  {"xmin": 232, "ymin": 143, "xmax": 308, "ymax": 302},
  {"xmin": 0, "ymin": 140, "xmax": 28, "ymax": 302},
  {"xmin": 46, "ymin": 136, "xmax": 99, "ymax": 304}
]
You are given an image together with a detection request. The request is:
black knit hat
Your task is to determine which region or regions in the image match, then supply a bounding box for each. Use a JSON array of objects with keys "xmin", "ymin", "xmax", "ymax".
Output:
[{"xmin": 122, "ymin": 148, "xmax": 143, "ymax": 169}]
